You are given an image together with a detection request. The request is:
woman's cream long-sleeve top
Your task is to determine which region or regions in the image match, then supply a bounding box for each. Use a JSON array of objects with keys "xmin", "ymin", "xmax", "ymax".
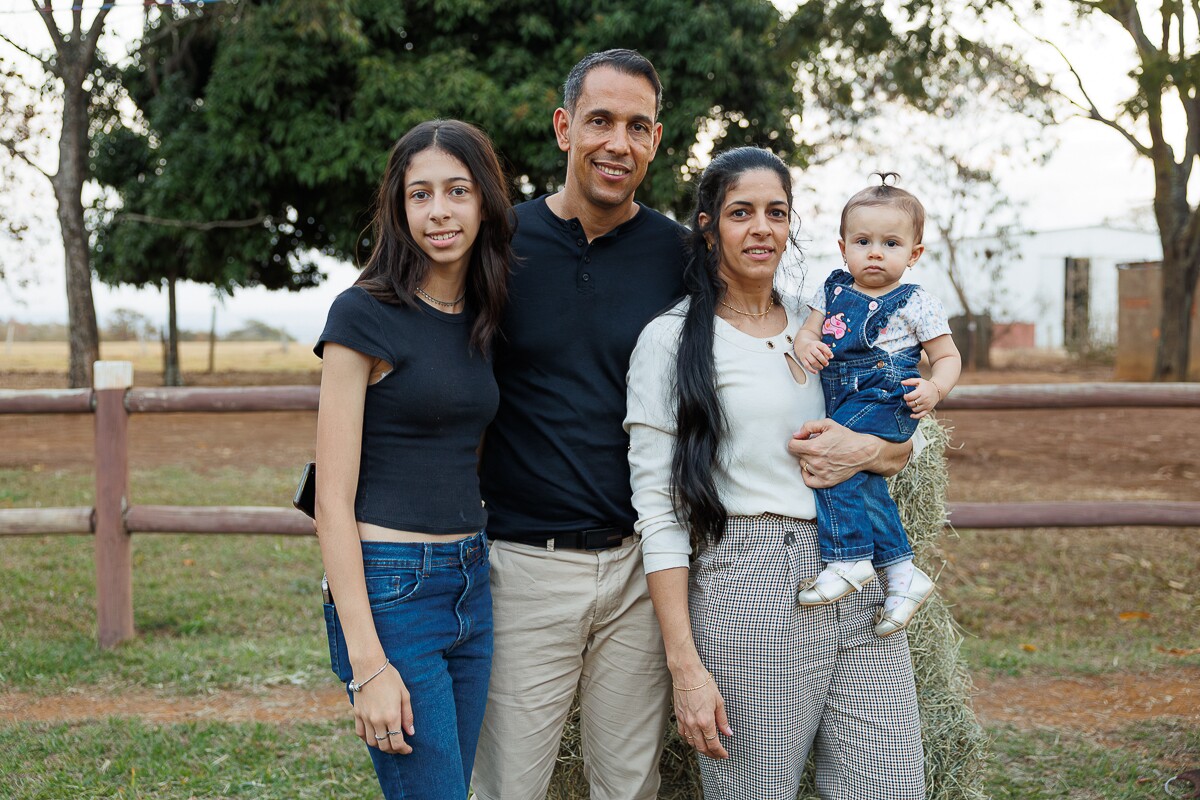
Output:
[{"xmin": 624, "ymin": 298, "xmax": 824, "ymax": 575}]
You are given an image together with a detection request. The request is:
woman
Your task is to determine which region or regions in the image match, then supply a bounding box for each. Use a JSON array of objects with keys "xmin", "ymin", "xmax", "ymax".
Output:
[
  {"xmin": 314, "ymin": 120, "xmax": 511, "ymax": 800},
  {"xmin": 624, "ymin": 147, "xmax": 925, "ymax": 799}
]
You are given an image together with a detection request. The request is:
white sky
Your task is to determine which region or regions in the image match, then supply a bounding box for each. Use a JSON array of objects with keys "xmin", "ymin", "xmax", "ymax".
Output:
[{"xmin": 0, "ymin": 1, "xmax": 1178, "ymax": 343}]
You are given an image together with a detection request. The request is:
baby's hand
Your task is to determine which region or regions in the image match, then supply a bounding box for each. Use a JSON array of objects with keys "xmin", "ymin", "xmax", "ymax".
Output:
[
  {"xmin": 796, "ymin": 340, "xmax": 833, "ymax": 373},
  {"xmin": 901, "ymin": 378, "xmax": 940, "ymax": 419}
]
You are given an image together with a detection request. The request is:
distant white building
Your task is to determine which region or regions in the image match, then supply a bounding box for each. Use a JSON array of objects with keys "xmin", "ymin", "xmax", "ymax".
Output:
[{"xmin": 799, "ymin": 226, "xmax": 1163, "ymax": 349}]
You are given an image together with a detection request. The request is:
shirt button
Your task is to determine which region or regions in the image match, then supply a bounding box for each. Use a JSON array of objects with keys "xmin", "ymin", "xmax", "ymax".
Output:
[
  {"xmin": 833, "ymin": 286, "xmax": 842, "ymax": 295},
  {"xmin": 869, "ymin": 301, "xmax": 879, "ymax": 310},
  {"xmin": 576, "ymin": 238, "xmax": 585, "ymax": 247},
  {"xmin": 876, "ymin": 361, "xmax": 885, "ymax": 368},
  {"xmin": 582, "ymin": 273, "xmax": 591, "ymax": 282},
  {"xmin": 584, "ymin": 256, "xmax": 591, "ymax": 263}
]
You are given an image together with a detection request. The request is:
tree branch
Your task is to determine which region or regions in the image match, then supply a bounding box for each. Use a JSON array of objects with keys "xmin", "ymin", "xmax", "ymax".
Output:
[
  {"xmin": 0, "ymin": 136, "xmax": 52, "ymax": 180},
  {"xmin": 1101, "ymin": 0, "xmax": 1158, "ymax": 57},
  {"xmin": 1161, "ymin": 0, "xmax": 1171, "ymax": 54},
  {"xmin": 0, "ymin": 30, "xmax": 52, "ymax": 68},
  {"xmin": 83, "ymin": 1, "xmax": 113, "ymax": 66},
  {"xmin": 34, "ymin": 1, "xmax": 66, "ymax": 54},
  {"xmin": 1016, "ymin": 17, "xmax": 1153, "ymax": 157},
  {"xmin": 71, "ymin": 0, "xmax": 83, "ymax": 43},
  {"xmin": 116, "ymin": 212, "xmax": 269, "ymax": 231}
]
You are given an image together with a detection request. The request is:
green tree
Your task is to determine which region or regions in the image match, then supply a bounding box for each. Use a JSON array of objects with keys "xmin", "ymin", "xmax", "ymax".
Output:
[
  {"xmin": 90, "ymin": 6, "xmax": 322, "ymax": 385},
  {"xmin": 192, "ymin": 0, "xmax": 802, "ymax": 235}
]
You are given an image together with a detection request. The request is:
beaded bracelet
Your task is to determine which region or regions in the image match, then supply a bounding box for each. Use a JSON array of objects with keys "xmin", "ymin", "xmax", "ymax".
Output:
[{"xmin": 348, "ymin": 658, "xmax": 390, "ymax": 693}]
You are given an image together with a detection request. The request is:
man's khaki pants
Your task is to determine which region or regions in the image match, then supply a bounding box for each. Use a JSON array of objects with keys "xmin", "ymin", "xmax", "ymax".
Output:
[{"xmin": 471, "ymin": 537, "xmax": 671, "ymax": 800}]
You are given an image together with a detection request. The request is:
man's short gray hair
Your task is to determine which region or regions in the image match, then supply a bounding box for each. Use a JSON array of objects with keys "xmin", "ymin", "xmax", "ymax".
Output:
[{"xmin": 562, "ymin": 49, "xmax": 663, "ymax": 118}]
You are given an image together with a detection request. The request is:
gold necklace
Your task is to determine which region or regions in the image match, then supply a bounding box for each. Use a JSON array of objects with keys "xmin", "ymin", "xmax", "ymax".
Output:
[
  {"xmin": 719, "ymin": 296, "xmax": 775, "ymax": 318},
  {"xmin": 417, "ymin": 286, "xmax": 465, "ymax": 308}
]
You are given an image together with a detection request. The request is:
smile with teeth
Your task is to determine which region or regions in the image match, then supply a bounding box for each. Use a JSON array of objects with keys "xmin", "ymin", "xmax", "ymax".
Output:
[
  {"xmin": 596, "ymin": 163, "xmax": 630, "ymax": 176},
  {"xmin": 428, "ymin": 231, "xmax": 459, "ymax": 241},
  {"xmin": 746, "ymin": 248, "xmax": 773, "ymax": 254}
]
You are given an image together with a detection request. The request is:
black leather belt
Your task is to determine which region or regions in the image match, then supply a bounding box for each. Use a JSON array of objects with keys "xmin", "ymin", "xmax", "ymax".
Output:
[{"xmin": 540, "ymin": 527, "xmax": 635, "ymax": 551}]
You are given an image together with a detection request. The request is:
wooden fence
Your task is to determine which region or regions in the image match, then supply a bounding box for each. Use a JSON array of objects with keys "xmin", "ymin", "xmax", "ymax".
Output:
[{"xmin": 2, "ymin": 361, "xmax": 1198, "ymax": 648}]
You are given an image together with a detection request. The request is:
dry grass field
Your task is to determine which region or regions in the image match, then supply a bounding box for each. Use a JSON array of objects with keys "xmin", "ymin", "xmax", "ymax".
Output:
[{"xmin": 0, "ymin": 340, "xmax": 321, "ymax": 377}]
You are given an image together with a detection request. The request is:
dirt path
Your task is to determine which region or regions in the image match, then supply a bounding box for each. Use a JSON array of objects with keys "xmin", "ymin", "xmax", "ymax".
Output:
[{"xmin": 3, "ymin": 671, "xmax": 1198, "ymax": 732}]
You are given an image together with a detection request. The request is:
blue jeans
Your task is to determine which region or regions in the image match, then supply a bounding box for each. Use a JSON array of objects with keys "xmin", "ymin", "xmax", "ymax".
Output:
[
  {"xmin": 323, "ymin": 531, "xmax": 493, "ymax": 800},
  {"xmin": 817, "ymin": 350, "xmax": 921, "ymax": 567}
]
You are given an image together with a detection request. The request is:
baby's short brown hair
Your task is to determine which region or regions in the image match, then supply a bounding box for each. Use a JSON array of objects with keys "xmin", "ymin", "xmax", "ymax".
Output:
[{"xmin": 839, "ymin": 172, "xmax": 925, "ymax": 244}]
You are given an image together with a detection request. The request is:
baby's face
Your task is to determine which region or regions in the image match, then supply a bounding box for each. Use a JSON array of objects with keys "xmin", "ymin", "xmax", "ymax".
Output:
[{"xmin": 838, "ymin": 205, "xmax": 924, "ymax": 293}]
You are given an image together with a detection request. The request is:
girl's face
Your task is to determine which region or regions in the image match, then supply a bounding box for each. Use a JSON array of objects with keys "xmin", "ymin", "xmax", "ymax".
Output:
[
  {"xmin": 699, "ymin": 168, "xmax": 791, "ymax": 291},
  {"xmin": 838, "ymin": 204, "xmax": 924, "ymax": 294},
  {"xmin": 404, "ymin": 148, "xmax": 483, "ymax": 276}
]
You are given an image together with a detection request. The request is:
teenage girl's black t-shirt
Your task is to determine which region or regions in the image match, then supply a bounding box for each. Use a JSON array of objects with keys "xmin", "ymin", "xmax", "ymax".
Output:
[{"xmin": 315, "ymin": 286, "xmax": 497, "ymax": 534}]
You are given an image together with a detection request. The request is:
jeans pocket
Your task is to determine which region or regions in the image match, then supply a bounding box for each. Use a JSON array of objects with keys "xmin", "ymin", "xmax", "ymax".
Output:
[
  {"xmin": 364, "ymin": 571, "xmax": 423, "ymax": 611},
  {"xmin": 323, "ymin": 602, "xmax": 352, "ymax": 682}
]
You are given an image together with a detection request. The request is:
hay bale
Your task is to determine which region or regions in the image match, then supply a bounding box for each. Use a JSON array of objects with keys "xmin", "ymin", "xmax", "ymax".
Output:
[{"xmin": 549, "ymin": 418, "xmax": 988, "ymax": 799}]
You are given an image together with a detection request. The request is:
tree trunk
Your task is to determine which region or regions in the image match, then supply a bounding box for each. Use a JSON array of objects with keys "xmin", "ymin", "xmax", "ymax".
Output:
[
  {"xmin": 207, "ymin": 305, "xmax": 217, "ymax": 374},
  {"xmin": 1153, "ymin": 252, "xmax": 1196, "ymax": 381},
  {"xmin": 163, "ymin": 275, "xmax": 182, "ymax": 386},
  {"xmin": 53, "ymin": 79, "xmax": 99, "ymax": 389}
]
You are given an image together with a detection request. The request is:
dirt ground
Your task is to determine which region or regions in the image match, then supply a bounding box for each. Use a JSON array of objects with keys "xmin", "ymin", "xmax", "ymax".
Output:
[
  {"xmin": 2, "ymin": 669, "xmax": 1197, "ymax": 732},
  {"xmin": 2, "ymin": 363, "xmax": 1198, "ymax": 731}
]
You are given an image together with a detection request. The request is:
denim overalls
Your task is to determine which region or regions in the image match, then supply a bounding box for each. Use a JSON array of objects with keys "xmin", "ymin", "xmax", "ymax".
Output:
[{"xmin": 815, "ymin": 269, "xmax": 921, "ymax": 567}]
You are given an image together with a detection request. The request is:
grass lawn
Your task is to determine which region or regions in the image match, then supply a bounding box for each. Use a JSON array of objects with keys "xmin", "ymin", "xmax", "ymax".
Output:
[
  {"xmin": 1, "ymin": 462, "xmax": 1197, "ymax": 798},
  {"xmin": 0, "ymin": 719, "xmax": 378, "ymax": 799}
]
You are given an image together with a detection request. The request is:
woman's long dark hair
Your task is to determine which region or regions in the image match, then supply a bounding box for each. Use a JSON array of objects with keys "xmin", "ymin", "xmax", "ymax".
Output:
[
  {"xmin": 672, "ymin": 147, "xmax": 797, "ymax": 549},
  {"xmin": 356, "ymin": 120, "xmax": 512, "ymax": 355}
]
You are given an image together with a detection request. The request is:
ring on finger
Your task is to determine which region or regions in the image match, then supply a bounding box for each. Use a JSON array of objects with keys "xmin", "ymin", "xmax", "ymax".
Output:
[{"xmin": 704, "ymin": 734, "xmax": 718, "ymax": 741}]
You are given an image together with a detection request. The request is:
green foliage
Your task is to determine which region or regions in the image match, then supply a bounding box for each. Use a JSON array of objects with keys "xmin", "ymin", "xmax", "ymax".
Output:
[
  {"xmin": 88, "ymin": 7, "xmax": 327, "ymax": 297},
  {"xmin": 88, "ymin": 0, "xmax": 1030, "ymax": 279},
  {"xmin": 196, "ymin": 0, "xmax": 803, "ymax": 235},
  {"xmin": 104, "ymin": 307, "xmax": 157, "ymax": 341}
]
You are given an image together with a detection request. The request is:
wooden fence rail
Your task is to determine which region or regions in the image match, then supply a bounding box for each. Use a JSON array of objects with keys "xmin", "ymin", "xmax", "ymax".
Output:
[{"xmin": 1, "ymin": 364, "xmax": 1198, "ymax": 647}]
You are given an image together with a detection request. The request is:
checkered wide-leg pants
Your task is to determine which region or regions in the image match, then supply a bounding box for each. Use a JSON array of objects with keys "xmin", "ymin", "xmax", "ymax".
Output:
[{"xmin": 689, "ymin": 515, "xmax": 926, "ymax": 800}]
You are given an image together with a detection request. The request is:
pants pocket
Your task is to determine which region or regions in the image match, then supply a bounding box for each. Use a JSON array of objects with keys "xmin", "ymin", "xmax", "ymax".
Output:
[{"xmin": 324, "ymin": 602, "xmax": 352, "ymax": 683}]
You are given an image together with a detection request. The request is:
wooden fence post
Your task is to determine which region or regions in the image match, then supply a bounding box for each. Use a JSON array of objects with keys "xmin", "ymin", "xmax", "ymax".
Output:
[{"xmin": 94, "ymin": 361, "xmax": 134, "ymax": 648}]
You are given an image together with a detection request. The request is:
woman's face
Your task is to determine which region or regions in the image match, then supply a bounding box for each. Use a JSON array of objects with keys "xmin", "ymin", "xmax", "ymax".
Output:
[
  {"xmin": 403, "ymin": 148, "xmax": 483, "ymax": 276},
  {"xmin": 700, "ymin": 168, "xmax": 791, "ymax": 289}
]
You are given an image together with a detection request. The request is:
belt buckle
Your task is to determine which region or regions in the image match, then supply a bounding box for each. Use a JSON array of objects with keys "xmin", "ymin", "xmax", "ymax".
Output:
[{"xmin": 582, "ymin": 527, "xmax": 623, "ymax": 550}]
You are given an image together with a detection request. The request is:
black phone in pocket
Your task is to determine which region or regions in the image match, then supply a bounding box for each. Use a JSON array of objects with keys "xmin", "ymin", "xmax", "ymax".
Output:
[{"xmin": 293, "ymin": 461, "xmax": 316, "ymax": 518}]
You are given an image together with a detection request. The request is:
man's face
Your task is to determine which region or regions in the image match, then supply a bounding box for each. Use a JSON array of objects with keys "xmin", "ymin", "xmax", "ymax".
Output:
[{"xmin": 554, "ymin": 66, "xmax": 662, "ymax": 213}]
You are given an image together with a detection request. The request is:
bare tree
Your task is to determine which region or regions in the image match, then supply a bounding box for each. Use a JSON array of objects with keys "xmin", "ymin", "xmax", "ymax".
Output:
[
  {"xmin": 1025, "ymin": 1, "xmax": 1199, "ymax": 380},
  {"xmin": 0, "ymin": 1, "xmax": 112, "ymax": 387}
]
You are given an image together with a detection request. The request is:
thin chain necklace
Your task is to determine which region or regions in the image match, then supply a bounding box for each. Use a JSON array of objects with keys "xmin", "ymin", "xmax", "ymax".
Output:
[
  {"xmin": 417, "ymin": 286, "xmax": 465, "ymax": 308},
  {"xmin": 720, "ymin": 295, "xmax": 775, "ymax": 318}
]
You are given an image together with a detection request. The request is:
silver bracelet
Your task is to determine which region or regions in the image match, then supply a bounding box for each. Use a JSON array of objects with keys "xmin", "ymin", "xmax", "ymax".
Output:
[{"xmin": 348, "ymin": 658, "xmax": 390, "ymax": 693}]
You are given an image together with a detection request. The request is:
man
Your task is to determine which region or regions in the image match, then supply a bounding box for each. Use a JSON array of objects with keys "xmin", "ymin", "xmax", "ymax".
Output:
[
  {"xmin": 472, "ymin": 49, "xmax": 686, "ymax": 800},
  {"xmin": 472, "ymin": 48, "xmax": 918, "ymax": 799}
]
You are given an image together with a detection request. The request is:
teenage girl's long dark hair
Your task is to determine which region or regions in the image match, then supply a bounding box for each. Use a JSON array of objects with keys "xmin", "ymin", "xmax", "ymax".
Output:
[
  {"xmin": 356, "ymin": 120, "xmax": 512, "ymax": 355},
  {"xmin": 671, "ymin": 147, "xmax": 797, "ymax": 549}
]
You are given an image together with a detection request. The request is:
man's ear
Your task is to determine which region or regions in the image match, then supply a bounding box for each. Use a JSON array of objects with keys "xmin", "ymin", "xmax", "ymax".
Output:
[{"xmin": 553, "ymin": 107, "xmax": 571, "ymax": 153}]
